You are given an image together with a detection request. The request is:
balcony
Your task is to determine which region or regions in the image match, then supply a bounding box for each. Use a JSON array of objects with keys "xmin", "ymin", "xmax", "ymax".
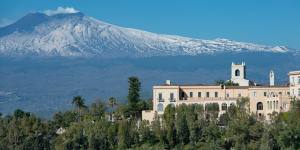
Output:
[
  {"xmin": 169, "ymin": 98, "xmax": 176, "ymax": 102},
  {"xmin": 158, "ymin": 98, "xmax": 164, "ymax": 102},
  {"xmin": 179, "ymin": 97, "xmax": 238, "ymax": 102}
]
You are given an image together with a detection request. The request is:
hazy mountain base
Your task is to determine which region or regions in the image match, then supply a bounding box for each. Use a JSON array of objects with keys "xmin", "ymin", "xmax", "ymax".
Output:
[{"xmin": 0, "ymin": 52, "xmax": 299, "ymax": 118}]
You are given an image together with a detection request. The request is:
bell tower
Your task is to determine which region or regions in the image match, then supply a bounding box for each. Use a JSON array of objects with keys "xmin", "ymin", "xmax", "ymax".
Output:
[
  {"xmin": 270, "ymin": 70, "xmax": 275, "ymax": 86},
  {"xmin": 231, "ymin": 62, "xmax": 246, "ymax": 80},
  {"xmin": 231, "ymin": 62, "xmax": 249, "ymax": 86}
]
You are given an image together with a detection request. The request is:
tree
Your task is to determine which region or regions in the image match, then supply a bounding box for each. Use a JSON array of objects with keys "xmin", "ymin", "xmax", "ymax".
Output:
[
  {"xmin": 13, "ymin": 109, "xmax": 28, "ymax": 118},
  {"xmin": 118, "ymin": 120, "xmax": 131, "ymax": 149},
  {"xmin": 127, "ymin": 76, "xmax": 141, "ymax": 118},
  {"xmin": 138, "ymin": 120, "xmax": 152, "ymax": 143},
  {"xmin": 273, "ymin": 100, "xmax": 300, "ymax": 149},
  {"xmin": 163, "ymin": 105, "xmax": 177, "ymax": 148},
  {"xmin": 107, "ymin": 123, "xmax": 118, "ymax": 149},
  {"xmin": 151, "ymin": 113, "xmax": 164, "ymax": 144},
  {"xmin": 176, "ymin": 114, "xmax": 190, "ymax": 145},
  {"xmin": 224, "ymin": 80, "xmax": 239, "ymax": 86},
  {"xmin": 185, "ymin": 104, "xmax": 204, "ymax": 145},
  {"xmin": 108, "ymin": 97, "xmax": 117, "ymax": 121},
  {"xmin": 90, "ymin": 100, "xmax": 106, "ymax": 120},
  {"xmin": 215, "ymin": 80, "xmax": 225, "ymax": 85},
  {"xmin": 72, "ymin": 96, "xmax": 87, "ymax": 121},
  {"xmin": 56, "ymin": 123, "xmax": 88, "ymax": 150},
  {"xmin": 86, "ymin": 120, "xmax": 110, "ymax": 150},
  {"xmin": 205, "ymin": 103, "xmax": 220, "ymax": 119}
]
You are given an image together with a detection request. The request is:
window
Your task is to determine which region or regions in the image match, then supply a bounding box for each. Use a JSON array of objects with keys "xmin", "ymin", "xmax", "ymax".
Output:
[
  {"xmin": 291, "ymin": 77, "xmax": 295, "ymax": 84},
  {"xmin": 264, "ymin": 92, "xmax": 267, "ymax": 97},
  {"xmin": 253, "ymin": 92, "xmax": 256, "ymax": 97},
  {"xmin": 292, "ymin": 89, "xmax": 295, "ymax": 96},
  {"xmin": 257, "ymin": 102, "xmax": 263, "ymax": 110},
  {"xmin": 226, "ymin": 93, "xmax": 230, "ymax": 97},
  {"xmin": 215, "ymin": 92, "xmax": 218, "ymax": 98},
  {"xmin": 279, "ymin": 92, "xmax": 282, "ymax": 95},
  {"xmin": 273, "ymin": 101, "xmax": 275, "ymax": 110},
  {"xmin": 190, "ymin": 92, "xmax": 193, "ymax": 98},
  {"xmin": 170, "ymin": 93, "xmax": 174, "ymax": 102},
  {"xmin": 221, "ymin": 103, "xmax": 227, "ymax": 111},
  {"xmin": 181, "ymin": 92, "xmax": 186, "ymax": 100},
  {"xmin": 157, "ymin": 103, "xmax": 164, "ymax": 112},
  {"xmin": 276, "ymin": 101, "xmax": 278, "ymax": 109},
  {"xmin": 206, "ymin": 92, "xmax": 210, "ymax": 98},
  {"xmin": 238, "ymin": 93, "xmax": 241, "ymax": 97},
  {"xmin": 267, "ymin": 101, "xmax": 270, "ymax": 110},
  {"xmin": 235, "ymin": 69, "xmax": 240, "ymax": 76},
  {"xmin": 298, "ymin": 76, "xmax": 300, "ymax": 84},
  {"xmin": 198, "ymin": 92, "xmax": 201, "ymax": 98},
  {"xmin": 158, "ymin": 93, "xmax": 163, "ymax": 102},
  {"xmin": 287, "ymin": 92, "xmax": 290, "ymax": 95},
  {"xmin": 271, "ymin": 92, "xmax": 275, "ymax": 97}
]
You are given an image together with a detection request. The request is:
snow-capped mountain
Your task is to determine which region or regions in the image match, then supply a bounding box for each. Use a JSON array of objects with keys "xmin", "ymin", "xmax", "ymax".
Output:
[{"xmin": 0, "ymin": 12, "xmax": 292, "ymax": 57}]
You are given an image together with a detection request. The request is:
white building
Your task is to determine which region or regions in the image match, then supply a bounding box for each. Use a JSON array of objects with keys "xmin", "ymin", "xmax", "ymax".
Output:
[
  {"xmin": 289, "ymin": 71, "xmax": 300, "ymax": 99},
  {"xmin": 142, "ymin": 62, "xmax": 300, "ymax": 122}
]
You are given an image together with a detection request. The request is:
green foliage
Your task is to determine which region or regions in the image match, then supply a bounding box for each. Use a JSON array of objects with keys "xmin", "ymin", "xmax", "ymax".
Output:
[
  {"xmin": 175, "ymin": 104, "xmax": 190, "ymax": 145},
  {"xmin": 1, "ymin": 79, "xmax": 300, "ymax": 150},
  {"xmin": 0, "ymin": 111, "xmax": 51, "ymax": 149},
  {"xmin": 163, "ymin": 104, "xmax": 177, "ymax": 148},
  {"xmin": 205, "ymin": 103, "xmax": 220, "ymax": 119},
  {"xmin": 117, "ymin": 119, "xmax": 133, "ymax": 149},
  {"xmin": 127, "ymin": 76, "xmax": 141, "ymax": 112},
  {"xmin": 215, "ymin": 80, "xmax": 225, "ymax": 85},
  {"xmin": 225, "ymin": 80, "xmax": 239, "ymax": 86},
  {"xmin": 214, "ymin": 80, "xmax": 239, "ymax": 86},
  {"xmin": 89, "ymin": 100, "xmax": 107, "ymax": 120}
]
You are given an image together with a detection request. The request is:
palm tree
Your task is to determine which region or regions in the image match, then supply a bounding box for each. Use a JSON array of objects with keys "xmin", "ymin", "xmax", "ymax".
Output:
[
  {"xmin": 72, "ymin": 96, "xmax": 86, "ymax": 121},
  {"xmin": 108, "ymin": 97, "xmax": 117, "ymax": 121}
]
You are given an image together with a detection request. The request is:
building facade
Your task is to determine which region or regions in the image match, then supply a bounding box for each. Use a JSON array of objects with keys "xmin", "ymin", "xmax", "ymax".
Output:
[
  {"xmin": 289, "ymin": 71, "xmax": 300, "ymax": 99},
  {"xmin": 142, "ymin": 62, "xmax": 300, "ymax": 122}
]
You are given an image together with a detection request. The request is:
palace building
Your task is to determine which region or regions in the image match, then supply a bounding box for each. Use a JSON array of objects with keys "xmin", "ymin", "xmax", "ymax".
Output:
[{"xmin": 142, "ymin": 62, "xmax": 300, "ymax": 122}]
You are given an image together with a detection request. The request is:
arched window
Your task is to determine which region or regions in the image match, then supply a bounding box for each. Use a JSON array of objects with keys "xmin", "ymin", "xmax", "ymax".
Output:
[
  {"xmin": 157, "ymin": 103, "xmax": 164, "ymax": 112},
  {"xmin": 221, "ymin": 103, "xmax": 227, "ymax": 111},
  {"xmin": 235, "ymin": 69, "xmax": 240, "ymax": 76},
  {"xmin": 257, "ymin": 102, "xmax": 263, "ymax": 110}
]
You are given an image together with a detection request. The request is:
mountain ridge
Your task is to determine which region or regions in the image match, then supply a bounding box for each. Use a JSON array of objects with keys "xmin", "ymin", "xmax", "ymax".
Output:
[{"xmin": 0, "ymin": 12, "xmax": 294, "ymax": 57}]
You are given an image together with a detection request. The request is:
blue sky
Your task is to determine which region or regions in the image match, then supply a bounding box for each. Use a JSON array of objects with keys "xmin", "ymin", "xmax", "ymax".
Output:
[{"xmin": 0, "ymin": 0, "xmax": 299, "ymax": 49}]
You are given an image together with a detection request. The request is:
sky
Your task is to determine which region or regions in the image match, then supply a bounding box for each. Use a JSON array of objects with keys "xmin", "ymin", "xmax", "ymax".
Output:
[{"xmin": 0, "ymin": 0, "xmax": 299, "ymax": 49}]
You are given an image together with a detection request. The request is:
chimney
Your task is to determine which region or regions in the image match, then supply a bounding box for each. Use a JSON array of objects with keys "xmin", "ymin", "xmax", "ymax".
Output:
[{"xmin": 166, "ymin": 80, "xmax": 171, "ymax": 85}]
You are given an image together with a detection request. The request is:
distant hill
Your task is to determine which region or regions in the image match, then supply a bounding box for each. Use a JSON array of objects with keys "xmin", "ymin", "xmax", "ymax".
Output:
[{"xmin": 0, "ymin": 53, "xmax": 299, "ymax": 118}]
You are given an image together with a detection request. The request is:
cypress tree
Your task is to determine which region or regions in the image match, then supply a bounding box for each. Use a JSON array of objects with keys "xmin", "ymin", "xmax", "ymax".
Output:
[{"xmin": 127, "ymin": 76, "xmax": 141, "ymax": 118}]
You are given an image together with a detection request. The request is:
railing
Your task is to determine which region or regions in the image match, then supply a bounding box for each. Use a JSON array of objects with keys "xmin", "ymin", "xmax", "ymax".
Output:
[
  {"xmin": 158, "ymin": 98, "xmax": 164, "ymax": 102},
  {"xmin": 179, "ymin": 97, "xmax": 238, "ymax": 101},
  {"xmin": 157, "ymin": 98, "xmax": 177, "ymax": 102},
  {"xmin": 169, "ymin": 98, "xmax": 176, "ymax": 102}
]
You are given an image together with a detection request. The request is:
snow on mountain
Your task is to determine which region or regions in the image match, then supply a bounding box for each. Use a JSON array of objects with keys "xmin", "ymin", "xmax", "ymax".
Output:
[{"xmin": 0, "ymin": 12, "xmax": 291, "ymax": 57}]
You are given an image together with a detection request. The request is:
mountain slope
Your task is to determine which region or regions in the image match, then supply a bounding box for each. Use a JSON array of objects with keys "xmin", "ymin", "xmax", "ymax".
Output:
[{"xmin": 0, "ymin": 12, "xmax": 292, "ymax": 57}]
